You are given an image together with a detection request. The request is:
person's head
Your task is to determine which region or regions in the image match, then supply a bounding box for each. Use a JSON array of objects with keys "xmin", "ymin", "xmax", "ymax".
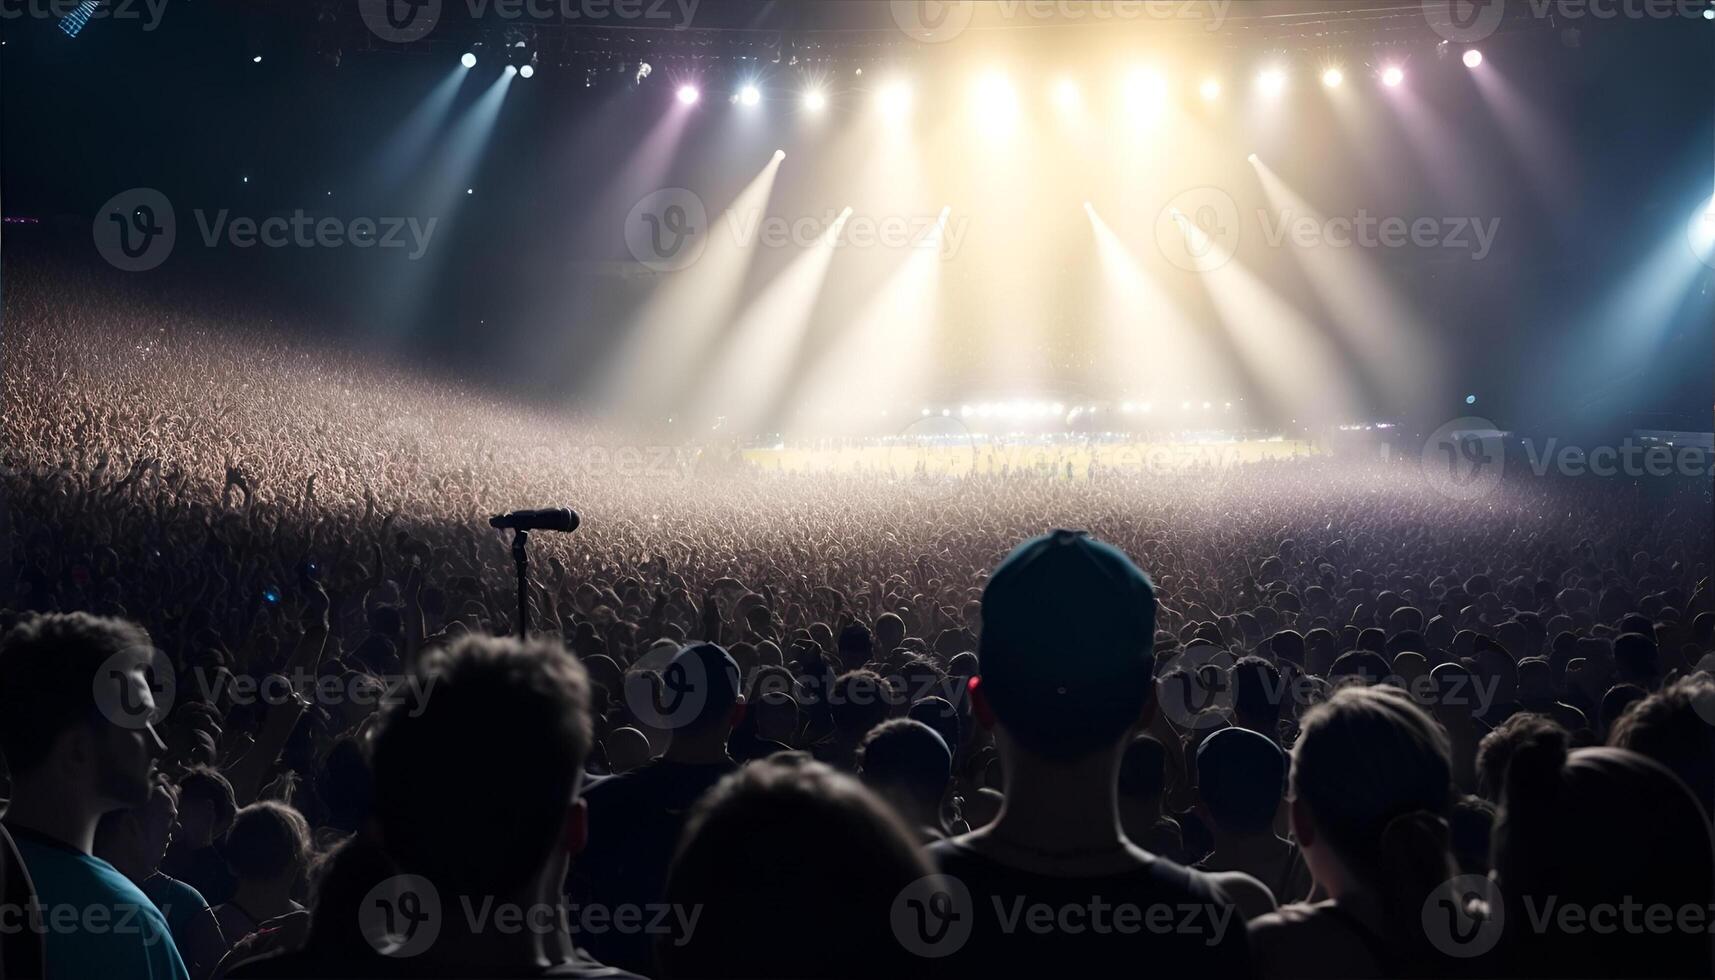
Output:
[
  {"xmin": 174, "ymin": 766, "xmax": 237, "ymax": 848},
  {"xmin": 1289, "ymin": 686, "xmax": 1455, "ymax": 933},
  {"xmin": 1597, "ymin": 683, "xmax": 1648, "ymax": 742},
  {"xmin": 1231, "ymin": 656, "xmax": 1284, "ymax": 734},
  {"xmin": 874, "ymin": 614, "xmax": 906, "ymax": 656},
  {"xmin": 661, "ymin": 642, "xmax": 745, "ymax": 744},
  {"xmin": 224, "ymin": 800, "xmax": 312, "ymax": 890},
  {"xmin": 975, "ymin": 530, "xmax": 1156, "ymax": 763},
  {"xmin": 829, "ymin": 670, "xmax": 891, "ymax": 742},
  {"xmin": 1612, "ymin": 631, "xmax": 1660, "ymax": 687},
  {"xmin": 1197, "ymin": 727, "xmax": 1287, "ymax": 836},
  {"xmin": 0, "ymin": 613, "xmax": 165, "ymax": 813},
  {"xmin": 752, "ymin": 690, "xmax": 799, "ymax": 744},
  {"xmin": 1494, "ymin": 742, "xmax": 1715, "ymax": 978},
  {"xmin": 1476, "ymin": 712, "xmax": 1568, "ymax": 803},
  {"xmin": 660, "ymin": 757, "xmax": 933, "ymax": 978},
  {"xmin": 857, "ymin": 718, "xmax": 952, "ymax": 827},
  {"xmin": 372, "ymin": 636, "xmax": 592, "ymax": 900},
  {"xmin": 1608, "ymin": 674, "xmax": 1715, "ymax": 819},
  {"xmin": 94, "ymin": 779, "xmax": 179, "ymax": 881}
]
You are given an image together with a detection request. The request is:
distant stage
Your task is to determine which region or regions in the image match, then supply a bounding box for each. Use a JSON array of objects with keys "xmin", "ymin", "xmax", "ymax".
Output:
[{"xmin": 740, "ymin": 436, "xmax": 1319, "ymax": 478}]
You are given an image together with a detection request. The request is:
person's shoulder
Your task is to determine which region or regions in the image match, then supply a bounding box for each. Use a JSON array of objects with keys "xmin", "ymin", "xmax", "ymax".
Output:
[
  {"xmin": 1201, "ymin": 869, "xmax": 1277, "ymax": 921},
  {"xmin": 144, "ymin": 872, "xmax": 209, "ymax": 910}
]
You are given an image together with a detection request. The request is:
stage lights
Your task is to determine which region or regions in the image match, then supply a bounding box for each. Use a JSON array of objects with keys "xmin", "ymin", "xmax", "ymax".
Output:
[
  {"xmin": 1199, "ymin": 78, "xmax": 1222, "ymax": 102},
  {"xmin": 461, "ymin": 52, "xmax": 477, "ymax": 69},
  {"xmin": 520, "ymin": 64, "xmax": 535, "ymax": 79},
  {"xmin": 876, "ymin": 80, "xmax": 913, "ymax": 118},
  {"xmin": 1052, "ymin": 77, "xmax": 1081, "ymax": 112},
  {"xmin": 1258, "ymin": 69, "xmax": 1287, "ymax": 98},
  {"xmin": 802, "ymin": 88, "xmax": 828, "ymax": 113},
  {"xmin": 738, "ymin": 84, "xmax": 761, "ymax": 107},
  {"xmin": 1463, "ymin": 49, "xmax": 1484, "ymax": 68},
  {"xmin": 1322, "ymin": 67, "xmax": 1344, "ymax": 89},
  {"xmin": 1122, "ymin": 68, "xmax": 1168, "ymax": 114},
  {"xmin": 504, "ymin": 65, "xmax": 518, "ymax": 77},
  {"xmin": 676, "ymin": 84, "xmax": 701, "ymax": 105},
  {"xmin": 1382, "ymin": 66, "xmax": 1405, "ymax": 88},
  {"xmin": 972, "ymin": 72, "xmax": 1020, "ymax": 131}
]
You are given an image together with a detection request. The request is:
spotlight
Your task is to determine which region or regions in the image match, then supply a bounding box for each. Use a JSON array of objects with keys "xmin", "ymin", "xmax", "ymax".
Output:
[
  {"xmin": 1257, "ymin": 69, "xmax": 1287, "ymax": 98},
  {"xmin": 802, "ymin": 88, "xmax": 827, "ymax": 112},
  {"xmin": 1199, "ymin": 78, "xmax": 1222, "ymax": 102},
  {"xmin": 1052, "ymin": 77, "xmax": 1080, "ymax": 111},
  {"xmin": 1322, "ymin": 67, "xmax": 1344, "ymax": 88},
  {"xmin": 1463, "ymin": 49, "xmax": 1484, "ymax": 68},
  {"xmin": 1247, "ymin": 153, "xmax": 1259, "ymax": 163},
  {"xmin": 252, "ymin": 55, "xmax": 263, "ymax": 64},
  {"xmin": 1705, "ymin": 6, "xmax": 1714, "ymax": 19},
  {"xmin": 504, "ymin": 65, "xmax": 517, "ymax": 76},
  {"xmin": 520, "ymin": 64, "xmax": 535, "ymax": 79},
  {"xmin": 1123, "ymin": 69, "xmax": 1168, "ymax": 113},
  {"xmin": 876, "ymin": 80, "xmax": 912, "ymax": 117},
  {"xmin": 972, "ymin": 72, "xmax": 1018, "ymax": 129},
  {"xmin": 738, "ymin": 84, "xmax": 761, "ymax": 106},
  {"xmin": 772, "ymin": 149, "xmax": 785, "ymax": 162},
  {"xmin": 461, "ymin": 52, "xmax": 477, "ymax": 69},
  {"xmin": 1465, "ymin": 394, "xmax": 1477, "ymax": 405},
  {"xmin": 676, "ymin": 84, "xmax": 700, "ymax": 105},
  {"xmin": 1382, "ymin": 66, "xmax": 1405, "ymax": 87}
]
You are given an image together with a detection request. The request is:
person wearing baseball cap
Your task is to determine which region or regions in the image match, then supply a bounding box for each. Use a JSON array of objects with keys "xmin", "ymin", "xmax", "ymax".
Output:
[{"xmin": 927, "ymin": 531, "xmax": 1254, "ymax": 975}]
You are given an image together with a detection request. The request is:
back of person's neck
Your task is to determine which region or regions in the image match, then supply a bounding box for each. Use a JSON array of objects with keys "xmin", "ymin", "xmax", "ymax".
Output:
[
  {"xmin": 4, "ymin": 782, "xmax": 102, "ymax": 856},
  {"xmin": 662, "ymin": 732, "xmax": 733, "ymax": 765},
  {"xmin": 985, "ymin": 741, "xmax": 1128, "ymax": 855}
]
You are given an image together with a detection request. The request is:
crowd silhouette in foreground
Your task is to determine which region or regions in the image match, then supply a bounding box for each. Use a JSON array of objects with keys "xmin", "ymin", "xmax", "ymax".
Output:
[{"xmin": 2, "ymin": 276, "xmax": 1714, "ymax": 978}]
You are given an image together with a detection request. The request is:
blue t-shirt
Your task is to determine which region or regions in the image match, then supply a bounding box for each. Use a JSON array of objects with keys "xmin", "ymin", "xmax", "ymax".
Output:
[{"xmin": 8, "ymin": 826, "xmax": 190, "ymax": 980}]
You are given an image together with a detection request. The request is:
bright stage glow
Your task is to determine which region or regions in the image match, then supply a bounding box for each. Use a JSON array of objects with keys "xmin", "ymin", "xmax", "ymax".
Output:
[
  {"xmin": 1258, "ymin": 69, "xmax": 1287, "ymax": 98},
  {"xmin": 772, "ymin": 149, "xmax": 785, "ymax": 162},
  {"xmin": 876, "ymin": 80, "xmax": 913, "ymax": 118},
  {"xmin": 1052, "ymin": 78, "xmax": 1081, "ymax": 112},
  {"xmin": 1704, "ymin": 6, "xmax": 1713, "ymax": 18},
  {"xmin": 738, "ymin": 85, "xmax": 762, "ymax": 107},
  {"xmin": 676, "ymin": 85, "xmax": 701, "ymax": 105},
  {"xmin": 1463, "ymin": 49, "xmax": 1483, "ymax": 68},
  {"xmin": 252, "ymin": 55, "xmax": 263, "ymax": 64},
  {"xmin": 520, "ymin": 64, "xmax": 535, "ymax": 79},
  {"xmin": 802, "ymin": 89, "xmax": 827, "ymax": 112},
  {"xmin": 971, "ymin": 72, "xmax": 1020, "ymax": 130},
  {"xmin": 1382, "ymin": 66, "xmax": 1405, "ymax": 88},
  {"xmin": 1247, "ymin": 153, "xmax": 1259, "ymax": 163},
  {"xmin": 504, "ymin": 65, "xmax": 518, "ymax": 77},
  {"xmin": 1322, "ymin": 68, "xmax": 1344, "ymax": 89},
  {"xmin": 1199, "ymin": 78, "xmax": 1222, "ymax": 102},
  {"xmin": 461, "ymin": 52, "xmax": 477, "ymax": 69},
  {"xmin": 1123, "ymin": 69, "xmax": 1168, "ymax": 114}
]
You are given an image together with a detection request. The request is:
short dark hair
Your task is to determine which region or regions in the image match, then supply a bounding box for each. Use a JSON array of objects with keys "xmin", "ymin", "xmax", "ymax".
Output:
[
  {"xmin": 857, "ymin": 718, "xmax": 951, "ymax": 811},
  {"xmin": 0, "ymin": 613, "xmax": 154, "ymax": 776},
  {"xmin": 1232, "ymin": 656, "xmax": 1284, "ymax": 725},
  {"xmin": 372, "ymin": 636, "xmax": 591, "ymax": 897},
  {"xmin": 829, "ymin": 670, "xmax": 891, "ymax": 738},
  {"xmin": 1609, "ymin": 675, "xmax": 1715, "ymax": 818},
  {"xmin": 224, "ymin": 800, "xmax": 312, "ymax": 881},
  {"xmin": 1476, "ymin": 713, "xmax": 1568, "ymax": 803},
  {"xmin": 1197, "ymin": 727, "xmax": 1286, "ymax": 834},
  {"xmin": 177, "ymin": 765, "xmax": 238, "ymax": 834}
]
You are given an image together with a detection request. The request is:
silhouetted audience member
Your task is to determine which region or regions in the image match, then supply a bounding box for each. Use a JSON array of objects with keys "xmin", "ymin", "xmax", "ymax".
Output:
[
  {"xmin": 1607, "ymin": 673, "xmax": 1715, "ymax": 820},
  {"xmin": 572, "ymin": 642, "xmax": 742, "ymax": 975},
  {"xmin": 658, "ymin": 757, "xmax": 932, "ymax": 978},
  {"xmin": 94, "ymin": 780, "xmax": 228, "ymax": 980},
  {"xmin": 1494, "ymin": 734, "xmax": 1715, "ymax": 978},
  {"xmin": 857, "ymin": 718, "xmax": 952, "ymax": 843},
  {"xmin": 1194, "ymin": 727, "xmax": 1312, "ymax": 912},
  {"xmin": 0, "ymin": 613, "xmax": 189, "ymax": 980},
  {"xmin": 928, "ymin": 530, "xmax": 1253, "ymax": 975},
  {"xmin": 1249, "ymin": 686, "xmax": 1465, "ymax": 979}
]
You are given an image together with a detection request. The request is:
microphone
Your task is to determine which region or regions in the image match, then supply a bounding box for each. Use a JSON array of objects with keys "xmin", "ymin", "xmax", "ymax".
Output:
[{"xmin": 490, "ymin": 508, "xmax": 580, "ymax": 533}]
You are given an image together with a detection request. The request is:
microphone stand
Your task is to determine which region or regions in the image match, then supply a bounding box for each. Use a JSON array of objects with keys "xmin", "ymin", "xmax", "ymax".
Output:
[{"xmin": 512, "ymin": 529, "xmax": 531, "ymax": 642}]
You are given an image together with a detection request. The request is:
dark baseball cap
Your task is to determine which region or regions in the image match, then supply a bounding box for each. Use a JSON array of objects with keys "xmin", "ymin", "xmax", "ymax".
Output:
[{"xmin": 979, "ymin": 530, "xmax": 1158, "ymax": 760}]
